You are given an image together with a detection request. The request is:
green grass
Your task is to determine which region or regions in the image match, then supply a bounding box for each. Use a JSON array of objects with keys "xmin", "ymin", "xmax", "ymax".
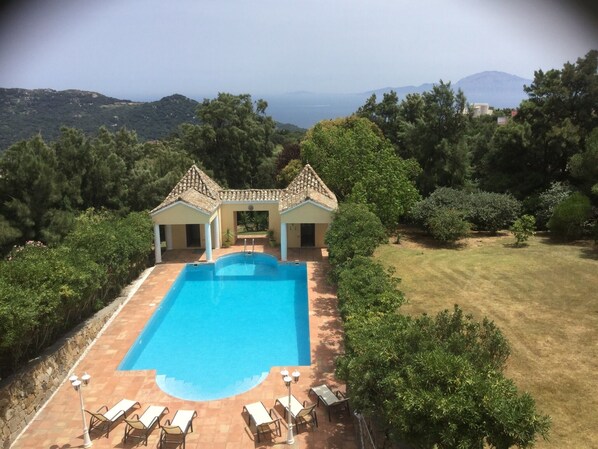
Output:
[{"xmin": 375, "ymin": 229, "xmax": 598, "ymax": 449}]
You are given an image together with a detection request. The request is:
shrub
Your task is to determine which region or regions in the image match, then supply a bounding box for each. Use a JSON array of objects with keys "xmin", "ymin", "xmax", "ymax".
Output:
[
  {"xmin": 510, "ymin": 215, "xmax": 536, "ymax": 246},
  {"xmin": 468, "ymin": 191, "xmax": 521, "ymax": 233},
  {"xmin": 427, "ymin": 208, "xmax": 471, "ymax": 242},
  {"xmin": 536, "ymin": 182, "xmax": 573, "ymax": 229},
  {"xmin": 547, "ymin": 192, "xmax": 592, "ymax": 240},
  {"xmin": 0, "ymin": 210, "xmax": 153, "ymax": 377},
  {"xmin": 411, "ymin": 188, "xmax": 521, "ymax": 236},
  {"xmin": 325, "ymin": 202, "xmax": 386, "ymax": 277}
]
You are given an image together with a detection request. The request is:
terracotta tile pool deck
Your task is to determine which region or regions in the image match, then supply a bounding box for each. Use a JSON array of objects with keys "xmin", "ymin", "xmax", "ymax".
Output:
[{"xmin": 11, "ymin": 242, "xmax": 357, "ymax": 449}]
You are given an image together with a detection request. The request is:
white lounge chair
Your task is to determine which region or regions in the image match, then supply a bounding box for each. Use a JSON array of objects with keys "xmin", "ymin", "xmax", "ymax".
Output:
[
  {"xmin": 159, "ymin": 409, "xmax": 197, "ymax": 449},
  {"xmin": 309, "ymin": 384, "xmax": 350, "ymax": 421},
  {"xmin": 86, "ymin": 398, "xmax": 140, "ymax": 437},
  {"xmin": 242, "ymin": 401, "xmax": 281, "ymax": 443},
  {"xmin": 123, "ymin": 405, "xmax": 169, "ymax": 445},
  {"xmin": 275, "ymin": 394, "xmax": 318, "ymax": 432}
]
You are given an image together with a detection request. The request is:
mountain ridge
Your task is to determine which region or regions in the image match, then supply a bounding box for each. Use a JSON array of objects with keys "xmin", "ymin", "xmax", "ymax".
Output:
[{"xmin": 0, "ymin": 71, "xmax": 532, "ymax": 150}]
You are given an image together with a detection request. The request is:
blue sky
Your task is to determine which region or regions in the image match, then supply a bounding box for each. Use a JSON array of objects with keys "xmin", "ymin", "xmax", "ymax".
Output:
[{"xmin": 0, "ymin": 0, "xmax": 596, "ymax": 100}]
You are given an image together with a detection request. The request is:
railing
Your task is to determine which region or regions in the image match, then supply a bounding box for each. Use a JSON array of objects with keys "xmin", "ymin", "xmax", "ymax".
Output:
[{"xmin": 243, "ymin": 238, "xmax": 255, "ymax": 253}]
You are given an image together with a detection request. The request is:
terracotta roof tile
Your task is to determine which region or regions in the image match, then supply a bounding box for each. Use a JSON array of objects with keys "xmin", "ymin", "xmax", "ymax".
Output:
[{"xmin": 151, "ymin": 163, "xmax": 337, "ymax": 216}]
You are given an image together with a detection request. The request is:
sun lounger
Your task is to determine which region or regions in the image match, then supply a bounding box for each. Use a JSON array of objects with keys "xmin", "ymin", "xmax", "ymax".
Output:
[
  {"xmin": 86, "ymin": 398, "xmax": 140, "ymax": 437},
  {"xmin": 309, "ymin": 384, "xmax": 350, "ymax": 421},
  {"xmin": 242, "ymin": 401, "xmax": 281, "ymax": 443},
  {"xmin": 123, "ymin": 405, "xmax": 168, "ymax": 445},
  {"xmin": 159, "ymin": 409, "xmax": 197, "ymax": 449},
  {"xmin": 275, "ymin": 394, "xmax": 318, "ymax": 432}
]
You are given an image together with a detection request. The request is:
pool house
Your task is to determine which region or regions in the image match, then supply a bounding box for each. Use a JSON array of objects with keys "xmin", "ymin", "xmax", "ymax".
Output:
[{"xmin": 150, "ymin": 164, "xmax": 338, "ymax": 262}]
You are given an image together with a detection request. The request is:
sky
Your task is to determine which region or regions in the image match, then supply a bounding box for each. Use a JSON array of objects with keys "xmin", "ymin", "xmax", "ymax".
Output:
[{"xmin": 0, "ymin": 0, "xmax": 596, "ymax": 101}]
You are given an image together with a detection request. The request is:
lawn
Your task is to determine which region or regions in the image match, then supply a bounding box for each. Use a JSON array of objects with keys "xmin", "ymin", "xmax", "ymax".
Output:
[{"xmin": 374, "ymin": 228, "xmax": 598, "ymax": 449}]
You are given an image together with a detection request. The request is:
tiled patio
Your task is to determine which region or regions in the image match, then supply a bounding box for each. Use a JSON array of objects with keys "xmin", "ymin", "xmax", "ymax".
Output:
[{"xmin": 11, "ymin": 241, "xmax": 357, "ymax": 449}]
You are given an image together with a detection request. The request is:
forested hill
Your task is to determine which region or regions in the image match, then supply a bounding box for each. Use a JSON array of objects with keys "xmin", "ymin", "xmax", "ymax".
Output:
[{"xmin": 0, "ymin": 88, "xmax": 304, "ymax": 151}]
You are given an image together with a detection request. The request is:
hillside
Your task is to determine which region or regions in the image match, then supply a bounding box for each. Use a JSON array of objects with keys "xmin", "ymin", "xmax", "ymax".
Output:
[{"xmin": 0, "ymin": 88, "xmax": 200, "ymax": 151}]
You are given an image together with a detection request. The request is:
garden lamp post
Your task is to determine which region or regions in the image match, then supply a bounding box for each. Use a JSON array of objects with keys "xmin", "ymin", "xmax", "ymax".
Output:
[
  {"xmin": 280, "ymin": 368, "xmax": 300, "ymax": 444},
  {"xmin": 69, "ymin": 372, "xmax": 92, "ymax": 448}
]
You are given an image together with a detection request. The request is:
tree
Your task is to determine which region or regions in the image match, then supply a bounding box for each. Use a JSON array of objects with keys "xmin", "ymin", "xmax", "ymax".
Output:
[
  {"xmin": 301, "ymin": 116, "xmax": 421, "ymax": 229},
  {"xmin": 398, "ymin": 82, "xmax": 470, "ymax": 194},
  {"xmin": 0, "ymin": 134, "xmax": 62, "ymax": 244},
  {"xmin": 511, "ymin": 215, "xmax": 536, "ymax": 246},
  {"xmin": 324, "ymin": 202, "xmax": 387, "ymax": 276},
  {"xmin": 547, "ymin": 192, "xmax": 592, "ymax": 240},
  {"xmin": 513, "ymin": 50, "xmax": 598, "ymax": 193},
  {"xmin": 337, "ymin": 307, "xmax": 550, "ymax": 449},
  {"xmin": 568, "ymin": 127, "xmax": 598, "ymax": 197},
  {"xmin": 178, "ymin": 93, "xmax": 276, "ymax": 188}
]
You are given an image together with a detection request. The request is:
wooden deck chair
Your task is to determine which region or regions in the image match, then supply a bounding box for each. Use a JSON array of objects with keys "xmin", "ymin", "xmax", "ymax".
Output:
[
  {"xmin": 159, "ymin": 409, "xmax": 197, "ymax": 449},
  {"xmin": 309, "ymin": 384, "xmax": 350, "ymax": 421},
  {"xmin": 242, "ymin": 401, "xmax": 281, "ymax": 443},
  {"xmin": 123, "ymin": 405, "xmax": 168, "ymax": 445},
  {"xmin": 86, "ymin": 398, "xmax": 140, "ymax": 437},
  {"xmin": 275, "ymin": 394, "xmax": 318, "ymax": 432}
]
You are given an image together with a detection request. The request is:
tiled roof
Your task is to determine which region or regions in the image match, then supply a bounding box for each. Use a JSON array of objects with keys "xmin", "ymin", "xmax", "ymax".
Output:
[
  {"xmin": 279, "ymin": 164, "xmax": 338, "ymax": 212},
  {"xmin": 150, "ymin": 165, "xmax": 222, "ymax": 214},
  {"xmin": 219, "ymin": 189, "xmax": 282, "ymax": 202},
  {"xmin": 151, "ymin": 163, "xmax": 337, "ymax": 216}
]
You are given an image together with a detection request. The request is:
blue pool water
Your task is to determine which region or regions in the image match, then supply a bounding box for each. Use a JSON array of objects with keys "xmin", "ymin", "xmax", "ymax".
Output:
[{"xmin": 118, "ymin": 253, "xmax": 310, "ymax": 401}]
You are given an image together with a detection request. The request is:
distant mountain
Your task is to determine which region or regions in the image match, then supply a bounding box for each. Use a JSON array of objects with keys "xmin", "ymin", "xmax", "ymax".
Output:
[
  {"xmin": 0, "ymin": 72, "xmax": 531, "ymax": 148},
  {"xmin": 0, "ymin": 88, "xmax": 200, "ymax": 151},
  {"xmin": 264, "ymin": 71, "xmax": 531, "ymax": 128},
  {"xmin": 454, "ymin": 71, "xmax": 531, "ymax": 107},
  {"xmin": 0, "ymin": 88, "xmax": 303, "ymax": 151},
  {"xmin": 364, "ymin": 71, "xmax": 531, "ymax": 108}
]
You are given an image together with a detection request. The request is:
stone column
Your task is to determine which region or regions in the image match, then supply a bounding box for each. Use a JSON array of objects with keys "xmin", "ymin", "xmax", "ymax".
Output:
[
  {"xmin": 154, "ymin": 224, "xmax": 162, "ymax": 264},
  {"xmin": 281, "ymin": 222, "xmax": 288, "ymax": 261},
  {"xmin": 205, "ymin": 221, "xmax": 213, "ymax": 262},
  {"xmin": 213, "ymin": 215, "xmax": 221, "ymax": 249},
  {"xmin": 165, "ymin": 225, "xmax": 173, "ymax": 250}
]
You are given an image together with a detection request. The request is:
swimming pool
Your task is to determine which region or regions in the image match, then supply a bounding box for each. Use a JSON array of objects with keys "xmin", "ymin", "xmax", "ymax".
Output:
[{"xmin": 118, "ymin": 252, "xmax": 310, "ymax": 401}]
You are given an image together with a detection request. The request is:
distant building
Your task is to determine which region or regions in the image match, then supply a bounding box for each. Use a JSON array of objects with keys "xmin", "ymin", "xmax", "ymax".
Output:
[
  {"xmin": 497, "ymin": 116, "xmax": 508, "ymax": 126},
  {"xmin": 472, "ymin": 103, "xmax": 493, "ymax": 117}
]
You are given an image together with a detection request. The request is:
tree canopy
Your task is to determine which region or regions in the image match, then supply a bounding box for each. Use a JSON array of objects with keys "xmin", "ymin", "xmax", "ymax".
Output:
[{"xmin": 301, "ymin": 116, "xmax": 421, "ymax": 229}]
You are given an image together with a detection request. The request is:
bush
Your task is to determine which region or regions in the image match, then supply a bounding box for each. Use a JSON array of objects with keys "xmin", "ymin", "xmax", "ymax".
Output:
[
  {"xmin": 535, "ymin": 182, "xmax": 573, "ymax": 229},
  {"xmin": 547, "ymin": 192, "xmax": 592, "ymax": 240},
  {"xmin": 411, "ymin": 188, "xmax": 521, "ymax": 236},
  {"xmin": 336, "ymin": 256, "xmax": 404, "ymax": 323},
  {"xmin": 427, "ymin": 208, "xmax": 471, "ymax": 242},
  {"xmin": 325, "ymin": 202, "xmax": 386, "ymax": 278},
  {"xmin": 468, "ymin": 191, "xmax": 521, "ymax": 233},
  {"xmin": 510, "ymin": 215, "xmax": 536, "ymax": 246},
  {"xmin": 0, "ymin": 210, "xmax": 153, "ymax": 377}
]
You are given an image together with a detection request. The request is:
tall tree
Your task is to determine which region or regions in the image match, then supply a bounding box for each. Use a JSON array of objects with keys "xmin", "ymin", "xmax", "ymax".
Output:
[
  {"xmin": 514, "ymin": 50, "xmax": 598, "ymax": 192},
  {"xmin": 179, "ymin": 93, "xmax": 276, "ymax": 188},
  {"xmin": 301, "ymin": 116, "xmax": 421, "ymax": 229},
  {"xmin": 0, "ymin": 135, "xmax": 62, "ymax": 244}
]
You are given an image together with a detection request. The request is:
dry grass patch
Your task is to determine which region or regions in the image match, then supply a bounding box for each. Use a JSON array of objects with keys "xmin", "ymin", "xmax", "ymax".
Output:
[{"xmin": 375, "ymin": 229, "xmax": 598, "ymax": 449}]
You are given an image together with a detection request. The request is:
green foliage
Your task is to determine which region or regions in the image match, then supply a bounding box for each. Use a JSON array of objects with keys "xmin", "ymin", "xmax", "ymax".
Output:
[
  {"xmin": 427, "ymin": 208, "xmax": 471, "ymax": 242},
  {"xmin": 468, "ymin": 190, "xmax": 522, "ymax": 233},
  {"xmin": 0, "ymin": 127, "xmax": 189, "ymax": 253},
  {"xmin": 411, "ymin": 187, "xmax": 521, "ymax": 238},
  {"xmin": 568, "ymin": 127, "xmax": 598, "ymax": 197},
  {"xmin": 301, "ymin": 116, "xmax": 421, "ymax": 229},
  {"xmin": 277, "ymin": 159, "xmax": 303, "ymax": 187},
  {"xmin": 535, "ymin": 182, "xmax": 573, "ymax": 230},
  {"xmin": 547, "ymin": 192, "xmax": 592, "ymax": 240},
  {"xmin": 0, "ymin": 210, "xmax": 153, "ymax": 377},
  {"xmin": 336, "ymin": 256, "xmax": 404, "ymax": 323},
  {"xmin": 176, "ymin": 93, "xmax": 276, "ymax": 188},
  {"xmin": 337, "ymin": 307, "xmax": 549, "ymax": 449},
  {"xmin": 324, "ymin": 202, "xmax": 387, "ymax": 276},
  {"xmin": 511, "ymin": 215, "xmax": 537, "ymax": 246},
  {"xmin": 323, "ymin": 194, "xmax": 549, "ymax": 448}
]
